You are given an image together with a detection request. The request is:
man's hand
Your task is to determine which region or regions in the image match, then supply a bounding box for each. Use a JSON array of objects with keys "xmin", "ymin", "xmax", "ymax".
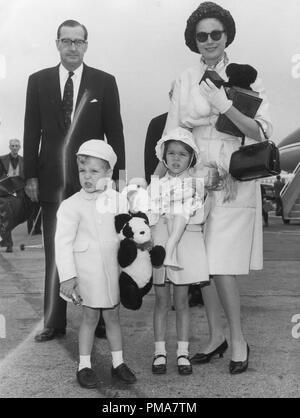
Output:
[{"xmin": 25, "ymin": 178, "xmax": 39, "ymax": 202}]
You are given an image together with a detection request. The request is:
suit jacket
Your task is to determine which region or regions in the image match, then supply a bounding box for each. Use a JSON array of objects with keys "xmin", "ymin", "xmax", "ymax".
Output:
[
  {"xmin": 144, "ymin": 112, "xmax": 167, "ymax": 184},
  {"xmin": 0, "ymin": 154, "xmax": 24, "ymax": 179},
  {"xmin": 23, "ymin": 63, "xmax": 125, "ymax": 202}
]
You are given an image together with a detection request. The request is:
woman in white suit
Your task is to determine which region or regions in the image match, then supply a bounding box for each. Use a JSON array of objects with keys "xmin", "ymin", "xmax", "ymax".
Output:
[
  {"xmin": 55, "ymin": 140, "xmax": 136, "ymax": 388},
  {"xmin": 159, "ymin": 2, "xmax": 273, "ymax": 374}
]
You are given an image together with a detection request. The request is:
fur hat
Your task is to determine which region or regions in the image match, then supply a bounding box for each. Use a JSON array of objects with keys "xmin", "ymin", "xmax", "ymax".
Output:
[
  {"xmin": 185, "ymin": 1, "xmax": 236, "ymax": 54},
  {"xmin": 76, "ymin": 139, "xmax": 117, "ymax": 169}
]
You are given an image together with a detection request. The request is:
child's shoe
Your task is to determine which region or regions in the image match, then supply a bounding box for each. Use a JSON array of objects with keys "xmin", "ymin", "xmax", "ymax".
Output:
[
  {"xmin": 76, "ymin": 367, "xmax": 97, "ymax": 388},
  {"xmin": 111, "ymin": 363, "xmax": 137, "ymax": 384}
]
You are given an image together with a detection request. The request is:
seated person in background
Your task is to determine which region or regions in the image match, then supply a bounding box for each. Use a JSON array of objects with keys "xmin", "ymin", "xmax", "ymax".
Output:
[{"xmin": 0, "ymin": 139, "xmax": 24, "ymax": 252}]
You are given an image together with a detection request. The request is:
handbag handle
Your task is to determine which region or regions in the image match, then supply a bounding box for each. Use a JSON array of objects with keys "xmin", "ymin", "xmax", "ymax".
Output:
[
  {"xmin": 255, "ymin": 119, "xmax": 268, "ymax": 140},
  {"xmin": 240, "ymin": 119, "xmax": 267, "ymax": 146}
]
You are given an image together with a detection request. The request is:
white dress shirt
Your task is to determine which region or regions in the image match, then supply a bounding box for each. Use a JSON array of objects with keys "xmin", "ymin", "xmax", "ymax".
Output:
[{"xmin": 59, "ymin": 63, "xmax": 83, "ymax": 121}]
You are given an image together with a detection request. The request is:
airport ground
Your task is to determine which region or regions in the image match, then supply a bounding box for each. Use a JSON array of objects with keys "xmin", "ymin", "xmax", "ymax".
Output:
[{"xmin": 0, "ymin": 215, "xmax": 299, "ymax": 398}]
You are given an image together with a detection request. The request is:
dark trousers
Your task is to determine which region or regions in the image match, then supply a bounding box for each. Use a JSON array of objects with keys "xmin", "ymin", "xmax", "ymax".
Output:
[
  {"xmin": 262, "ymin": 208, "xmax": 269, "ymax": 225},
  {"xmin": 1, "ymin": 230, "xmax": 13, "ymax": 246},
  {"xmin": 27, "ymin": 202, "xmax": 42, "ymax": 234},
  {"xmin": 275, "ymin": 197, "xmax": 283, "ymax": 216},
  {"xmin": 41, "ymin": 201, "xmax": 67, "ymax": 330}
]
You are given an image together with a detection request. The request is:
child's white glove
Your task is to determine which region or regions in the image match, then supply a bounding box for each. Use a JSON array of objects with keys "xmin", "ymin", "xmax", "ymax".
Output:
[{"xmin": 199, "ymin": 79, "xmax": 232, "ymax": 114}]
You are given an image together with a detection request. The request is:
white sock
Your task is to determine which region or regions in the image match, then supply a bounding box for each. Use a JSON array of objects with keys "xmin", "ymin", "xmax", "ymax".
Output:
[
  {"xmin": 111, "ymin": 350, "xmax": 123, "ymax": 368},
  {"xmin": 78, "ymin": 355, "xmax": 91, "ymax": 371},
  {"xmin": 177, "ymin": 341, "xmax": 190, "ymax": 366},
  {"xmin": 153, "ymin": 341, "xmax": 167, "ymax": 365}
]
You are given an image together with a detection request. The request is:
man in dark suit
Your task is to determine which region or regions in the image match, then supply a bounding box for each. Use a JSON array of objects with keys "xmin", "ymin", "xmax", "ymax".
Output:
[
  {"xmin": 0, "ymin": 139, "xmax": 24, "ymax": 252},
  {"xmin": 23, "ymin": 20, "xmax": 125, "ymax": 342},
  {"xmin": 144, "ymin": 113, "xmax": 167, "ymax": 184},
  {"xmin": 144, "ymin": 81, "xmax": 175, "ymax": 184}
]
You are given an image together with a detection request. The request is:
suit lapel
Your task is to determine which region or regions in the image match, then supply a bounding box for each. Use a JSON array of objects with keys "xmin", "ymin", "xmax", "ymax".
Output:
[{"xmin": 75, "ymin": 63, "xmax": 90, "ymax": 109}]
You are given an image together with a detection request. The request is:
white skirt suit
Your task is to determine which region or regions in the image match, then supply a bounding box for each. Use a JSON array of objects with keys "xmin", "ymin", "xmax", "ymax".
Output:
[
  {"xmin": 55, "ymin": 188, "xmax": 127, "ymax": 308},
  {"xmin": 165, "ymin": 58, "xmax": 273, "ymax": 275}
]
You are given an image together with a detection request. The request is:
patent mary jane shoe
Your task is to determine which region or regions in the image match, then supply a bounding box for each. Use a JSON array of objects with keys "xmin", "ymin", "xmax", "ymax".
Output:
[
  {"xmin": 152, "ymin": 354, "xmax": 167, "ymax": 374},
  {"xmin": 229, "ymin": 345, "xmax": 250, "ymax": 375},
  {"xmin": 177, "ymin": 355, "xmax": 193, "ymax": 375},
  {"xmin": 191, "ymin": 339, "xmax": 228, "ymax": 364}
]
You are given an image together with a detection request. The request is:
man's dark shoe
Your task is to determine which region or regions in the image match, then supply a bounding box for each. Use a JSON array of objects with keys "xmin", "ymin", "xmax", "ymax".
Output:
[
  {"xmin": 111, "ymin": 363, "xmax": 137, "ymax": 384},
  {"xmin": 95, "ymin": 324, "xmax": 106, "ymax": 339},
  {"xmin": 77, "ymin": 368, "xmax": 98, "ymax": 388},
  {"xmin": 5, "ymin": 245, "xmax": 13, "ymax": 253},
  {"xmin": 34, "ymin": 327, "xmax": 66, "ymax": 342}
]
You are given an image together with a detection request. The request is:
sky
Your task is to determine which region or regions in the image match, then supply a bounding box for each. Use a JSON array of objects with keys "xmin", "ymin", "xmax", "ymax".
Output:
[{"xmin": 0, "ymin": 0, "xmax": 300, "ymax": 178}]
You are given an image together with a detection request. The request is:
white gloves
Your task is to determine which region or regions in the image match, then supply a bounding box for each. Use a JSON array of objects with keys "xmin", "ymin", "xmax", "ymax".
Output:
[{"xmin": 199, "ymin": 78, "xmax": 232, "ymax": 114}]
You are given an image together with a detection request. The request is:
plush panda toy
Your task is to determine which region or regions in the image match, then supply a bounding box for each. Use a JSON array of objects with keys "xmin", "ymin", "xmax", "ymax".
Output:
[{"xmin": 115, "ymin": 211, "xmax": 165, "ymax": 310}]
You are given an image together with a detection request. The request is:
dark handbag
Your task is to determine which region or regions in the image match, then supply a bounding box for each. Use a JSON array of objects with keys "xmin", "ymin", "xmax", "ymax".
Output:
[
  {"xmin": 229, "ymin": 121, "xmax": 281, "ymax": 181},
  {"xmin": 216, "ymin": 86, "xmax": 262, "ymax": 137}
]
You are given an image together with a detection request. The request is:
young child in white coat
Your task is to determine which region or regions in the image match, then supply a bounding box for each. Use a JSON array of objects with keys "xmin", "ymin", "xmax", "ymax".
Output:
[{"xmin": 55, "ymin": 140, "xmax": 136, "ymax": 388}]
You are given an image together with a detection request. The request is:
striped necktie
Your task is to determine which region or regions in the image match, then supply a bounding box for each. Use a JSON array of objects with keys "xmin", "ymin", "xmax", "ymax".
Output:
[{"xmin": 62, "ymin": 71, "xmax": 74, "ymax": 130}]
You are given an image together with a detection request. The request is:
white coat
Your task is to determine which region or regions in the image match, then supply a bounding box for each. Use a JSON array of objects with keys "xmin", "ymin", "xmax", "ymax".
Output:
[
  {"xmin": 165, "ymin": 56, "xmax": 273, "ymax": 275},
  {"xmin": 55, "ymin": 188, "xmax": 128, "ymax": 308}
]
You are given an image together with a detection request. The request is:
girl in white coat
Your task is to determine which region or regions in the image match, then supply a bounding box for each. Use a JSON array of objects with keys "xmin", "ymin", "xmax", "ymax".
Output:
[{"xmin": 55, "ymin": 140, "xmax": 136, "ymax": 388}]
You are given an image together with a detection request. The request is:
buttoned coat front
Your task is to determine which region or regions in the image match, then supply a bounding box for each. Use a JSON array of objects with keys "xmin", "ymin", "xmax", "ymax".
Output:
[{"xmin": 55, "ymin": 188, "xmax": 128, "ymax": 308}]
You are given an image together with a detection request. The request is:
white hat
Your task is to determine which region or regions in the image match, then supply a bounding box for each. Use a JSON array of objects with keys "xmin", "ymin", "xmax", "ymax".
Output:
[
  {"xmin": 76, "ymin": 139, "xmax": 117, "ymax": 169},
  {"xmin": 155, "ymin": 127, "xmax": 199, "ymax": 162}
]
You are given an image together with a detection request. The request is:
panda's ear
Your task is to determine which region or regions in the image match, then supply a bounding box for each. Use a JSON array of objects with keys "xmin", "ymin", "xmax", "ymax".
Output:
[
  {"xmin": 132, "ymin": 211, "xmax": 149, "ymax": 225},
  {"xmin": 115, "ymin": 213, "xmax": 132, "ymax": 233}
]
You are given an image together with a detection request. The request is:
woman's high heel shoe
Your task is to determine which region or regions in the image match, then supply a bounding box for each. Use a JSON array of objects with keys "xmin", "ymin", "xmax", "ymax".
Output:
[
  {"xmin": 190, "ymin": 340, "xmax": 228, "ymax": 364},
  {"xmin": 229, "ymin": 344, "xmax": 250, "ymax": 375}
]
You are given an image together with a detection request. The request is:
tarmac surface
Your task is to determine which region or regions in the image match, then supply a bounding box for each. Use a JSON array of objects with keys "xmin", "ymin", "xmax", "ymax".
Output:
[{"xmin": 0, "ymin": 215, "xmax": 299, "ymax": 398}]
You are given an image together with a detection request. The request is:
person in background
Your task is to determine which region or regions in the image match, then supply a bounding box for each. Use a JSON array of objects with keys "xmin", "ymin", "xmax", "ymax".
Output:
[
  {"xmin": 144, "ymin": 81, "xmax": 175, "ymax": 184},
  {"xmin": 261, "ymin": 184, "xmax": 270, "ymax": 227},
  {"xmin": 0, "ymin": 139, "xmax": 24, "ymax": 252},
  {"xmin": 274, "ymin": 175, "xmax": 284, "ymax": 216},
  {"xmin": 23, "ymin": 19, "xmax": 125, "ymax": 342}
]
